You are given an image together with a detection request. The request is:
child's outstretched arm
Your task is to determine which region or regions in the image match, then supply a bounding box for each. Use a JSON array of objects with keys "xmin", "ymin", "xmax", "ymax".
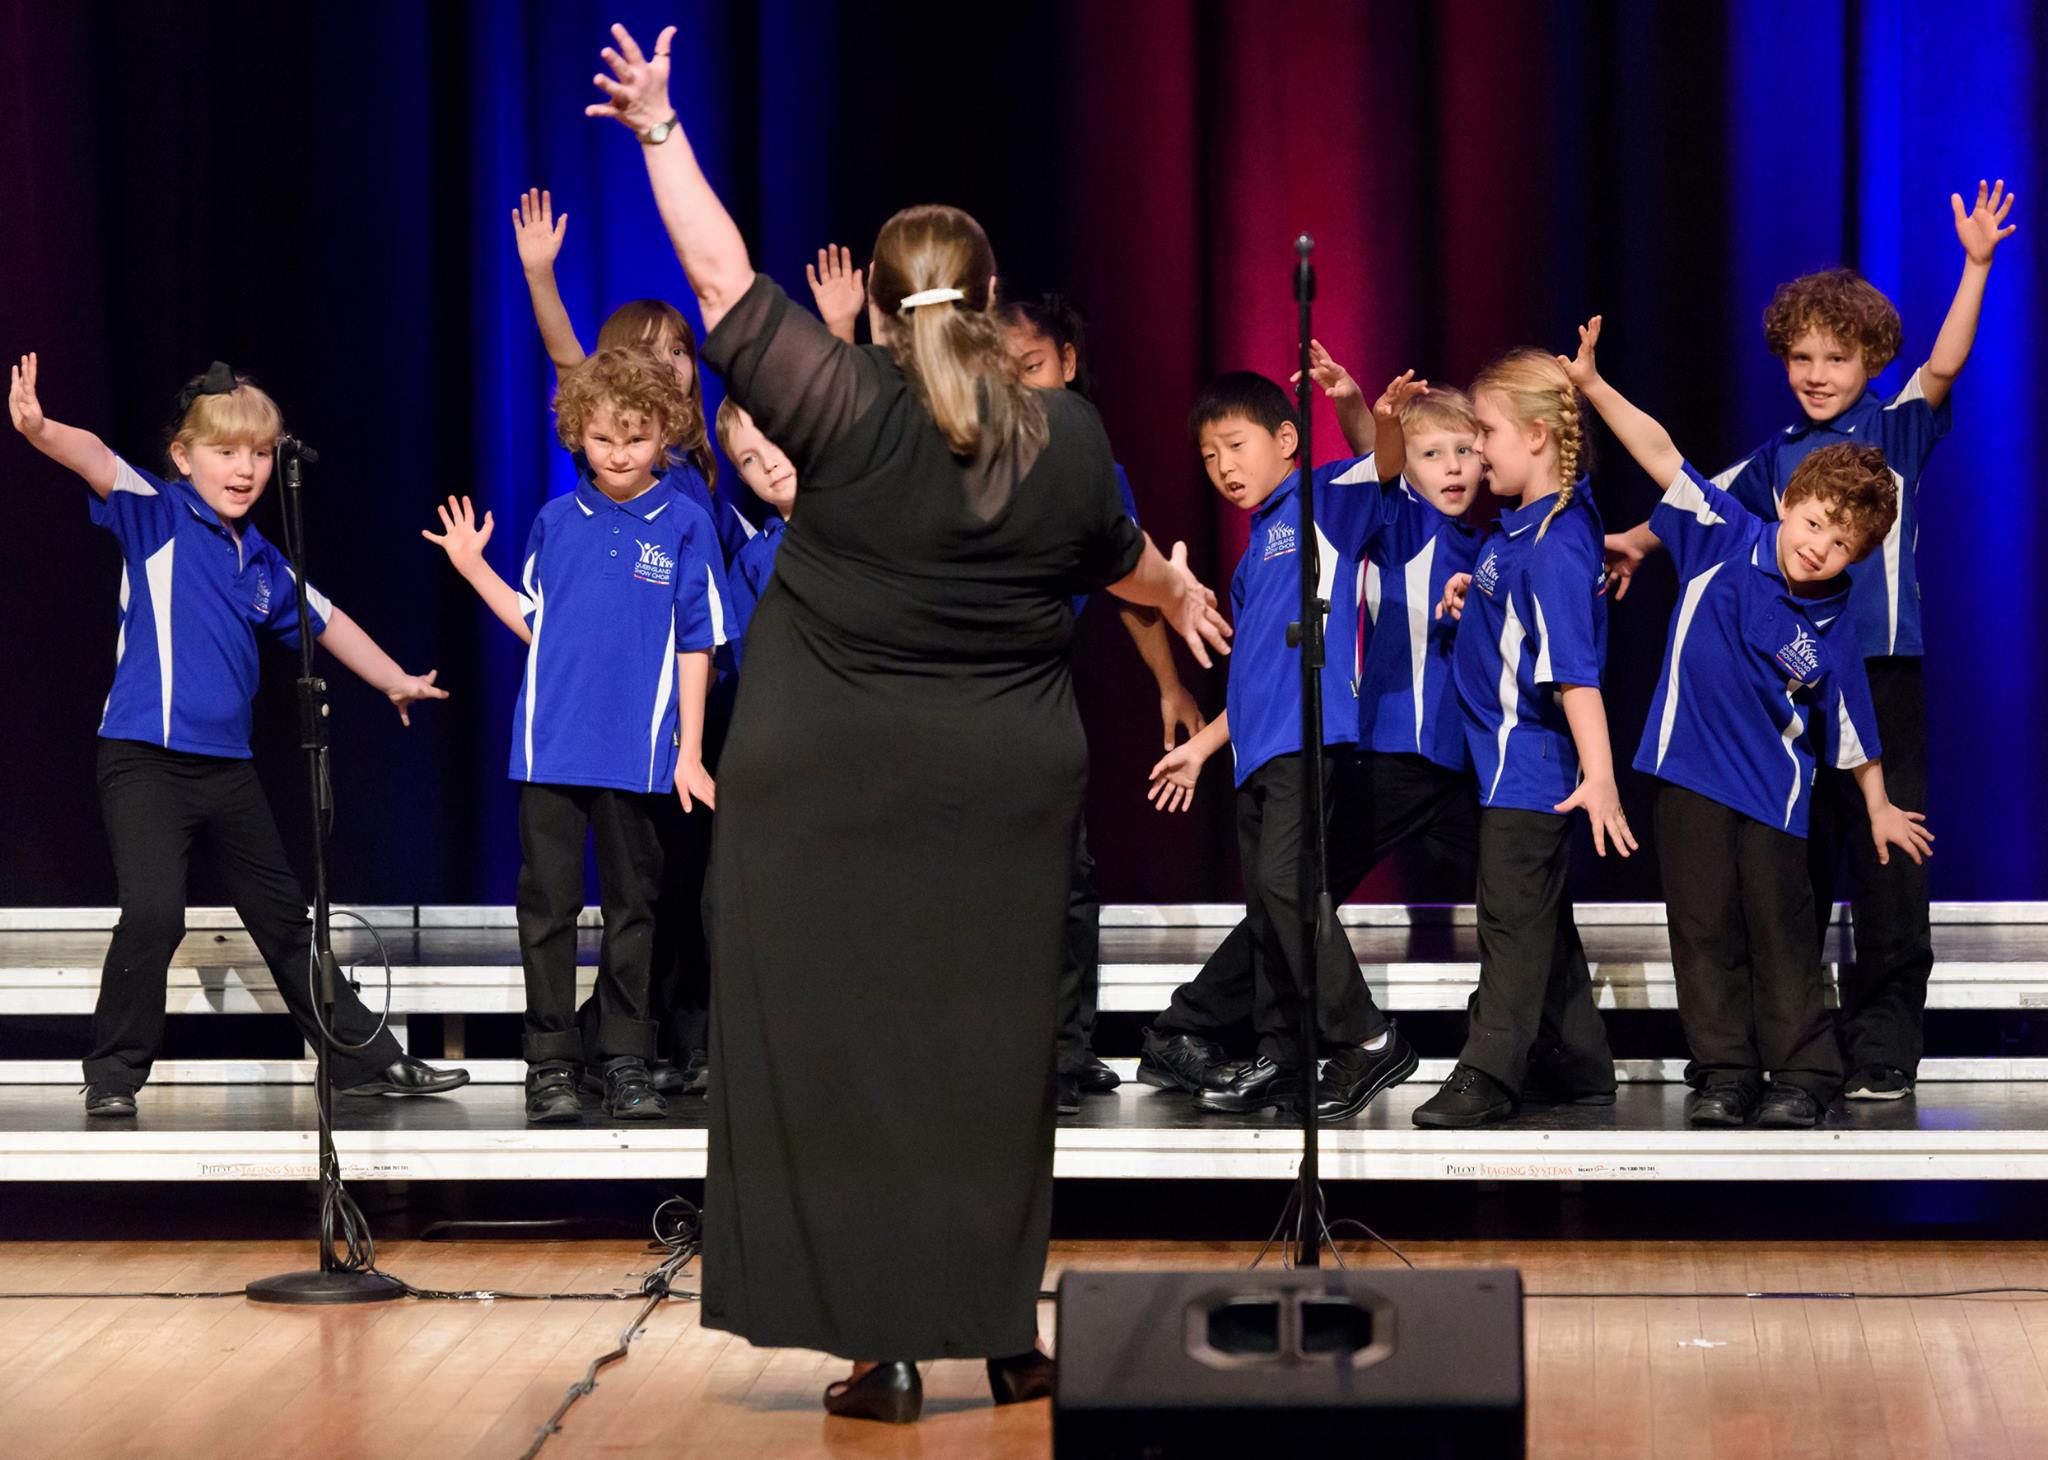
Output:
[
  {"xmin": 1116, "ymin": 605, "xmax": 1207, "ymax": 749},
  {"xmin": 1290, "ymin": 339, "xmax": 1372, "ymax": 456},
  {"xmin": 1849, "ymin": 759, "xmax": 1935, "ymax": 866},
  {"xmin": 511, "ymin": 189, "xmax": 588, "ymax": 373},
  {"xmin": 317, "ymin": 610, "xmax": 448, "ymax": 726},
  {"xmin": 1371, "ymin": 370, "xmax": 1428, "ymax": 483},
  {"xmin": 1147, "ymin": 711, "xmax": 1230, "ymax": 815},
  {"xmin": 1923, "ymin": 178, "xmax": 2018, "ymax": 409},
  {"xmin": 806, "ymin": 244, "xmax": 865, "ymax": 345},
  {"xmin": 9, "ymin": 354, "xmax": 117, "ymax": 496},
  {"xmin": 674, "ymin": 649, "xmax": 716, "ymax": 811},
  {"xmin": 587, "ymin": 25, "xmax": 755, "ymax": 333},
  {"xmin": 1561, "ymin": 316, "xmax": 1684, "ymax": 486},
  {"xmin": 1108, "ymin": 535, "xmax": 1234, "ymax": 669},
  {"xmin": 1554, "ymin": 686, "xmax": 1636, "ymax": 858},
  {"xmin": 422, "ymin": 495, "xmax": 532, "ymax": 643}
]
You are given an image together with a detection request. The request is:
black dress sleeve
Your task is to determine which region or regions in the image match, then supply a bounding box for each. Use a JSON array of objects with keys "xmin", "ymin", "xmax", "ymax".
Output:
[
  {"xmin": 702, "ymin": 273, "xmax": 882, "ymax": 476},
  {"xmin": 1054, "ymin": 392, "xmax": 1146, "ymax": 588}
]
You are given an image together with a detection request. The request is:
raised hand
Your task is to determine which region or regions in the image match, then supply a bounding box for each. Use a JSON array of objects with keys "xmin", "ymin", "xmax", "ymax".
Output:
[
  {"xmin": 1288, "ymin": 338, "xmax": 1361, "ymax": 405},
  {"xmin": 386, "ymin": 669, "xmax": 449, "ymax": 727},
  {"xmin": 1373, "ymin": 368, "xmax": 1429, "ymax": 422},
  {"xmin": 1435, "ymin": 571, "xmax": 1473, "ymax": 622},
  {"xmin": 806, "ymin": 244, "xmax": 866, "ymax": 342},
  {"xmin": 1557, "ymin": 315, "xmax": 1603, "ymax": 392},
  {"xmin": 586, "ymin": 23, "xmax": 677, "ymax": 135},
  {"xmin": 511, "ymin": 188, "xmax": 569, "ymax": 273},
  {"xmin": 421, "ymin": 495, "xmax": 496, "ymax": 573},
  {"xmin": 1555, "ymin": 775, "xmax": 1636, "ymax": 858},
  {"xmin": 676, "ymin": 757, "xmax": 716, "ymax": 813},
  {"xmin": 8, "ymin": 352, "xmax": 45, "ymax": 438},
  {"xmin": 1871, "ymin": 805, "xmax": 1934, "ymax": 867},
  {"xmin": 1952, "ymin": 178, "xmax": 2017, "ymax": 266},
  {"xmin": 1163, "ymin": 540, "xmax": 1233, "ymax": 669},
  {"xmin": 1146, "ymin": 739, "xmax": 1208, "ymax": 815}
]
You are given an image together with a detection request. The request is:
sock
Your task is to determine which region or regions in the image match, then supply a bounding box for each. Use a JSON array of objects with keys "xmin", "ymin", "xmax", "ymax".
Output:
[{"xmin": 1363, "ymin": 1031, "xmax": 1390, "ymax": 1052}]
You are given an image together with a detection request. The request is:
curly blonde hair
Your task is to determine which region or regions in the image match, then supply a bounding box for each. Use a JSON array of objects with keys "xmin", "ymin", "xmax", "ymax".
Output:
[
  {"xmin": 596, "ymin": 298, "xmax": 717, "ymax": 486},
  {"xmin": 1762, "ymin": 269, "xmax": 1902, "ymax": 373},
  {"xmin": 553, "ymin": 346, "xmax": 691, "ymax": 464},
  {"xmin": 1782, "ymin": 443, "xmax": 1897, "ymax": 560},
  {"xmin": 1471, "ymin": 350, "xmax": 1590, "ymax": 541}
]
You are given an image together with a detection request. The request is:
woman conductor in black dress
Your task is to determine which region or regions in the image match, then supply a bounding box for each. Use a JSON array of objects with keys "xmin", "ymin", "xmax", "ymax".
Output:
[{"xmin": 588, "ymin": 24, "xmax": 1234, "ymax": 1424}]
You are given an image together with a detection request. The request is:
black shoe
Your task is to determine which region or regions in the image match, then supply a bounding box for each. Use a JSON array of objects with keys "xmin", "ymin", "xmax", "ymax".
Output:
[
  {"xmin": 1411, "ymin": 1063, "xmax": 1516, "ymax": 1129},
  {"xmin": 824, "ymin": 1361, "xmax": 922, "ymax": 1424},
  {"xmin": 1075, "ymin": 1056, "xmax": 1121, "ymax": 1094},
  {"xmin": 679, "ymin": 1048, "xmax": 710, "ymax": 1096},
  {"xmin": 1684, "ymin": 1085, "xmax": 1755, "ymax": 1127},
  {"xmin": 1755, "ymin": 1084, "xmax": 1826, "ymax": 1129},
  {"xmin": 649, "ymin": 1059, "xmax": 688, "ymax": 1094},
  {"xmin": 1055, "ymin": 1072, "xmax": 1082, "ymax": 1117},
  {"xmin": 1302, "ymin": 1025, "xmax": 1420, "ymax": 1122},
  {"xmin": 1520, "ymin": 1049, "xmax": 1619, "ymax": 1106},
  {"xmin": 525, "ymin": 1062, "xmax": 581, "ymax": 1124},
  {"xmin": 1844, "ymin": 1065, "xmax": 1914, "ymax": 1101},
  {"xmin": 603, "ymin": 1058, "xmax": 668, "ymax": 1121},
  {"xmin": 1136, "ymin": 1027, "xmax": 1229, "ymax": 1094},
  {"xmin": 987, "ymin": 1349, "xmax": 1054, "ymax": 1405},
  {"xmin": 1195, "ymin": 1055, "xmax": 1296, "ymax": 1114},
  {"xmin": 338, "ymin": 1056, "xmax": 472, "ymax": 1098},
  {"xmin": 84, "ymin": 1084, "xmax": 137, "ymax": 1119}
]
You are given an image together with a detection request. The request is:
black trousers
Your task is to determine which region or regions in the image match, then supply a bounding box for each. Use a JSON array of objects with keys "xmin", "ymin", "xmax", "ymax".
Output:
[
  {"xmin": 1457, "ymin": 806, "xmax": 1614, "ymax": 1094},
  {"xmin": 517, "ymin": 782, "xmax": 664, "ymax": 1065},
  {"xmin": 86, "ymin": 739, "xmax": 403, "ymax": 1092},
  {"xmin": 1657, "ymin": 782, "xmax": 1842, "ymax": 1100},
  {"xmin": 578, "ymin": 794, "xmax": 712, "ymax": 1067},
  {"xmin": 1158, "ymin": 751, "xmax": 1479, "ymax": 1047},
  {"xmin": 1809, "ymin": 656, "xmax": 1932, "ymax": 1074},
  {"xmin": 1055, "ymin": 820, "xmax": 1101, "ymax": 1076}
]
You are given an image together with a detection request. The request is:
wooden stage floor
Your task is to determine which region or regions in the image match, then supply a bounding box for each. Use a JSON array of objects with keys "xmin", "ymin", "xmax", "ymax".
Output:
[{"xmin": 5, "ymin": 1238, "xmax": 2048, "ymax": 1458}]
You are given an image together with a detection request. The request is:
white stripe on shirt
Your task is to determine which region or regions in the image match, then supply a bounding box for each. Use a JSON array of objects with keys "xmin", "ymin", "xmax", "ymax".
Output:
[
  {"xmin": 1403, "ymin": 538, "xmax": 1436, "ymax": 752},
  {"xmin": 144, "ymin": 538, "xmax": 176, "ymax": 746},
  {"xmin": 1488, "ymin": 602, "xmax": 1526, "ymax": 804},
  {"xmin": 1779, "ymin": 691, "xmax": 1807, "ymax": 829},
  {"xmin": 646, "ymin": 618, "xmax": 677, "ymax": 792},
  {"xmin": 1655, "ymin": 561, "xmax": 1726, "ymax": 771},
  {"xmin": 521, "ymin": 552, "xmax": 545, "ymax": 777}
]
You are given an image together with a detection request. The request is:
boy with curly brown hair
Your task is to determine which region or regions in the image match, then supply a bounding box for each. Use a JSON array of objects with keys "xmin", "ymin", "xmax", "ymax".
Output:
[{"xmin": 1606, "ymin": 181, "xmax": 2016, "ymax": 1101}]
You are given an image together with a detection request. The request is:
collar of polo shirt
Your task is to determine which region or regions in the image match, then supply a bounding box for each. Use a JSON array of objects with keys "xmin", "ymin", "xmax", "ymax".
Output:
[
  {"xmin": 572, "ymin": 475, "xmax": 674, "ymax": 520},
  {"xmin": 1784, "ymin": 385, "xmax": 1883, "ymax": 440}
]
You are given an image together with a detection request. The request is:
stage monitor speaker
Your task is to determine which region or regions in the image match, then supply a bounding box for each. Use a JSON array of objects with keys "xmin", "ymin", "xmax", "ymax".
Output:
[{"xmin": 1053, "ymin": 1266, "xmax": 1524, "ymax": 1458}]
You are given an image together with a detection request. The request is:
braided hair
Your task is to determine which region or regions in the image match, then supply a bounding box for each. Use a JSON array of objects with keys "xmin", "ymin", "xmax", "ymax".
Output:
[{"xmin": 1472, "ymin": 348, "xmax": 1590, "ymax": 541}]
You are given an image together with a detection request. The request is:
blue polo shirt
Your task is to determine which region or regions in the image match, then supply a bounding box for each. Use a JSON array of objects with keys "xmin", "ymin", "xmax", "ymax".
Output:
[
  {"xmin": 1227, "ymin": 455, "xmax": 1384, "ymax": 786},
  {"xmin": 579, "ymin": 453, "xmax": 754, "ymax": 568},
  {"xmin": 1636, "ymin": 463, "xmax": 1882, "ymax": 835},
  {"xmin": 89, "ymin": 457, "xmax": 332, "ymax": 758},
  {"xmin": 1069, "ymin": 462, "xmax": 1142, "ymax": 620},
  {"xmin": 1357, "ymin": 478, "xmax": 1481, "ymax": 771},
  {"xmin": 510, "ymin": 476, "xmax": 732, "ymax": 794},
  {"xmin": 1715, "ymin": 368, "xmax": 1951, "ymax": 659},
  {"xmin": 1453, "ymin": 488, "xmax": 1608, "ymax": 812},
  {"xmin": 721, "ymin": 512, "xmax": 786, "ymax": 673}
]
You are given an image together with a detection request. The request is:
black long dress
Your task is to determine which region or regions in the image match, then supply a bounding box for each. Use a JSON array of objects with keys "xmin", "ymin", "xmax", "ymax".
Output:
[{"xmin": 697, "ymin": 276, "xmax": 1144, "ymax": 1360}]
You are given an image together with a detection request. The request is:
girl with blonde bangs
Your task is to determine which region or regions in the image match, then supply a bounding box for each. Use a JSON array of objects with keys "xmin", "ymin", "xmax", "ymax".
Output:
[{"xmin": 1411, "ymin": 344, "xmax": 1627, "ymax": 1130}]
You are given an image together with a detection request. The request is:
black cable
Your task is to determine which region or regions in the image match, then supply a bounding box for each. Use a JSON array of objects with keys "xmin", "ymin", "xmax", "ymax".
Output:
[{"xmin": 1323, "ymin": 1216, "xmax": 1417, "ymax": 1271}]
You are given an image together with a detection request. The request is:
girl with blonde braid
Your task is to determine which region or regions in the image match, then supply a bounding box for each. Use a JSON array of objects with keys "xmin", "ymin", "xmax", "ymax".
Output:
[{"xmin": 1413, "ymin": 349, "xmax": 1630, "ymax": 1128}]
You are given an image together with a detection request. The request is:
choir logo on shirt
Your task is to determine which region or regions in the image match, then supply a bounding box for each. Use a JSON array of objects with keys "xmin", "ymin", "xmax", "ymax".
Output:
[
  {"xmin": 1263, "ymin": 521, "xmax": 1298, "ymax": 562},
  {"xmin": 633, "ymin": 540, "xmax": 676, "ymax": 587},
  {"xmin": 251, "ymin": 563, "xmax": 272, "ymax": 616},
  {"xmin": 1774, "ymin": 626, "xmax": 1820, "ymax": 684},
  {"xmin": 1473, "ymin": 548, "xmax": 1501, "ymax": 597}
]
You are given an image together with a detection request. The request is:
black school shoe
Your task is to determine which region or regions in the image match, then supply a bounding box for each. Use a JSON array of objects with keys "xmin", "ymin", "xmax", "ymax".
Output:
[
  {"xmin": 84, "ymin": 1084, "xmax": 138, "ymax": 1118},
  {"xmin": 1684, "ymin": 1085, "xmax": 1756, "ymax": 1127},
  {"xmin": 1844, "ymin": 1065, "xmax": 1914, "ymax": 1101},
  {"xmin": 337, "ymin": 1056, "xmax": 472, "ymax": 1098},
  {"xmin": 1411, "ymin": 1063, "xmax": 1517, "ymax": 1128},
  {"xmin": 1754, "ymin": 1084, "xmax": 1827, "ymax": 1129},
  {"xmin": 1055, "ymin": 1072, "xmax": 1082, "ymax": 1117},
  {"xmin": 1195, "ymin": 1055, "xmax": 1295, "ymax": 1114},
  {"xmin": 1136, "ymin": 1027, "xmax": 1230, "ymax": 1094},
  {"xmin": 525, "ymin": 1062, "xmax": 582, "ymax": 1124},
  {"xmin": 1278, "ymin": 1025, "xmax": 1421, "ymax": 1123},
  {"xmin": 603, "ymin": 1058, "xmax": 668, "ymax": 1121},
  {"xmin": 1075, "ymin": 1056, "xmax": 1121, "ymax": 1094}
]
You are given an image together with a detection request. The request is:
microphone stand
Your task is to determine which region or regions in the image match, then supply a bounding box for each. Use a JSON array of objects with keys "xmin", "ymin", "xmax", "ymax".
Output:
[
  {"xmin": 1282, "ymin": 234, "xmax": 1330, "ymax": 1268},
  {"xmin": 247, "ymin": 434, "xmax": 403, "ymax": 1305}
]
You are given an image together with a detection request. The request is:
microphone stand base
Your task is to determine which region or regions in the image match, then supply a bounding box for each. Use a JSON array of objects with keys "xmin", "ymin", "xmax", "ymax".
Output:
[{"xmin": 246, "ymin": 1268, "xmax": 406, "ymax": 1306}]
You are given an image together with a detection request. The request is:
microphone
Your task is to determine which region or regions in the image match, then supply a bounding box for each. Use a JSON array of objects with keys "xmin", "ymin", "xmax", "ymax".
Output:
[
  {"xmin": 1294, "ymin": 233, "xmax": 1315, "ymax": 304},
  {"xmin": 279, "ymin": 433, "xmax": 321, "ymax": 465}
]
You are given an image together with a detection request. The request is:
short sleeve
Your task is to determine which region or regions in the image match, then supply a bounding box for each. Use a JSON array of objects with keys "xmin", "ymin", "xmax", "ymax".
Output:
[
  {"xmin": 87, "ymin": 457, "xmax": 177, "ymax": 549},
  {"xmin": 669, "ymin": 461, "xmax": 754, "ymax": 566},
  {"xmin": 1315, "ymin": 454, "xmax": 1387, "ymax": 557},
  {"xmin": 1817, "ymin": 652, "xmax": 1882, "ymax": 770},
  {"xmin": 1877, "ymin": 367, "xmax": 1953, "ymax": 476},
  {"xmin": 1649, "ymin": 461, "xmax": 1753, "ymax": 577},
  {"xmin": 701, "ymin": 273, "xmax": 883, "ymax": 477},
  {"xmin": 1712, "ymin": 446, "xmax": 1778, "ymax": 521},
  {"xmin": 257, "ymin": 554, "xmax": 334, "ymax": 648},
  {"xmin": 517, "ymin": 513, "xmax": 547, "ymax": 631},
  {"xmin": 672, "ymin": 506, "xmax": 734, "ymax": 654},
  {"xmin": 1523, "ymin": 527, "xmax": 1604, "ymax": 688}
]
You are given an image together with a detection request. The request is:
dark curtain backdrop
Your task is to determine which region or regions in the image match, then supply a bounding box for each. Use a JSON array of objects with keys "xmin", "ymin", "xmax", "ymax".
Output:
[{"xmin": 2, "ymin": 0, "xmax": 2041, "ymax": 908}]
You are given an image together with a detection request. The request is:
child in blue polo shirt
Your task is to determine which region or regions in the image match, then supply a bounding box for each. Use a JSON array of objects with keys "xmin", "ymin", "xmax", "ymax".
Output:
[
  {"xmin": 425, "ymin": 346, "xmax": 730, "ymax": 1124},
  {"xmin": 1568, "ymin": 316, "xmax": 1935, "ymax": 1127},
  {"xmin": 1413, "ymin": 348, "xmax": 1631, "ymax": 1129},
  {"xmin": 8, "ymin": 354, "xmax": 468, "ymax": 1116},
  {"xmin": 712, "ymin": 399, "xmax": 794, "ymax": 661},
  {"xmin": 1135, "ymin": 370, "xmax": 1417, "ymax": 1119},
  {"xmin": 1605, "ymin": 181, "xmax": 2015, "ymax": 1101}
]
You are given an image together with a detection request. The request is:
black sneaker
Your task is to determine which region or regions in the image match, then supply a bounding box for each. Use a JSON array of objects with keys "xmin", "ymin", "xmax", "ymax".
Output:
[
  {"xmin": 84, "ymin": 1084, "xmax": 137, "ymax": 1119},
  {"xmin": 1136, "ymin": 1027, "xmax": 1230, "ymax": 1094},
  {"xmin": 602, "ymin": 1058, "xmax": 668, "ymax": 1121},
  {"xmin": 679, "ymin": 1048, "xmax": 710, "ymax": 1097},
  {"xmin": 1294, "ymin": 1024, "xmax": 1420, "ymax": 1122},
  {"xmin": 649, "ymin": 1059, "xmax": 688, "ymax": 1094},
  {"xmin": 1055, "ymin": 1072, "xmax": 1082, "ymax": 1117},
  {"xmin": 1684, "ymin": 1085, "xmax": 1755, "ymax": 1127},
  {"xmin": 1411, "ymin": 1063, "xmax": 1516, "ymax": 1129},
  {"xmin": 1843, "ymin": 1065, "xmax": 1914, "ymax": 1101},
  {"xmin": 1075, "ymin": 1056, "xmax": 1121, "ymax": 1094},
  {"xmin": 1194, "ymin": 1055, "xmax": 1296, "ymax": 1114},
  {"xmin": 1754, "ymin": 1084, "xmax": 1826, "ymax": 1128},
  {"xmin": 525, "ymin": 1062, "xmax": 582, "ymax": 1124}
]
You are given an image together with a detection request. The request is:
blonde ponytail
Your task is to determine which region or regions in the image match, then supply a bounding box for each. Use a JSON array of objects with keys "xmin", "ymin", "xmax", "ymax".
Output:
[
  {"xmin": 1471, "ymin": 348, "xmax": 1589, "ymax": 541},
  {"xmin": 868, "ymin": 205, "xmax": 1046, "ymax": 465}
]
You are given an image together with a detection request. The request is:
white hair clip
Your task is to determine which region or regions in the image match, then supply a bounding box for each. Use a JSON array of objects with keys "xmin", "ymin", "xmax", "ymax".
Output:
[{"xmin": 898, "ymin": 287, "xmax": 966, "ymax": 311}]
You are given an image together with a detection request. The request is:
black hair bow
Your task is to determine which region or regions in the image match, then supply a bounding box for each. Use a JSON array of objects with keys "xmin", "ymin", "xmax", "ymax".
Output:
[{"xmin": 173, "ymin": 360, "xmax": 239, "ymax": 420}]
